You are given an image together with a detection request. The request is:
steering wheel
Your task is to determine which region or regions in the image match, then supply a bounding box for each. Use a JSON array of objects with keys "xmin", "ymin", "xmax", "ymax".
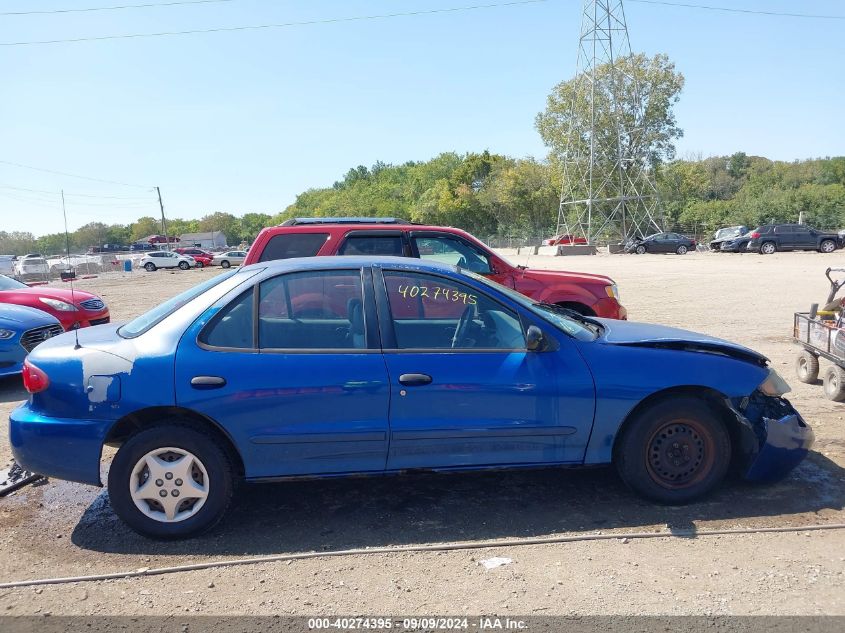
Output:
[{"xmin": 451, "ymin": 304, "xmax": 478, "ymax": 348}]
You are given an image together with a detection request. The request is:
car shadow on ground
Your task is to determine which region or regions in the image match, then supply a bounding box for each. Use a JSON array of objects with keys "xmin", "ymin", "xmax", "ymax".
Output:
[
  {"xmin": 71, "ymin": 450, "xmax": 845, "ymax": 556},
  {"xmin": 0, "ymin": 375, "xmax": 26, "ymax": 404}
]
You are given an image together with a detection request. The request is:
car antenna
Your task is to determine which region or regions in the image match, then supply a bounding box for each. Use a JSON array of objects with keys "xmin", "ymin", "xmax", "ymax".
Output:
[{"xmin": 61, "ymin": 190, "xmax": 81, "ymax": 350}]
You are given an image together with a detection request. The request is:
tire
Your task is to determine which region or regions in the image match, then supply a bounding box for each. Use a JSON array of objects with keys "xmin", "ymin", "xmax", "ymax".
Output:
[
  {"xmin": 635, "ymin": 245, "xmax": 646, "ymax": 255},
  {"xmin": 144, "ymin": 262, "xmax": 156, "ymax": 272},
  {"xmin": 823, "ymin": 366, "xmax": 845, "ymax": 402},
  {"xmin": 795, "ymin": 350, "xmax": 820, "ymax": 384},
  {"xmin": 195, "ymin": 261, "xmax": 204, "ymax": 269},
  {"xmin": 178, "ymin": 261, "xmax": 190, "ymax": 270},
  {"xmin": 759, "ymin": 242, "xmax": 776, "ymax": 255},
  {"xmin": 820, "ymin": 239, "xmax": 836, "ymax": 254},
  {"xmin": 614, "ymin": 396, "xmax": 731, "ymax": 504},
  {"xmin": 108, "ymin": 425, "xmax": 234, "ymax": 539},
  {"xmin": 220, "ymin": 260, "xmax": 231, "ymax": 268},
  {"xmin": 676, "ymin": 245, "xmax": 688, "ymax": 255}
]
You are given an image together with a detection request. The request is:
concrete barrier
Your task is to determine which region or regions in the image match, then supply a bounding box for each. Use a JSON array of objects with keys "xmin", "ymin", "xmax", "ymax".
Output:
[
  {"xmin": 558, "ymin": 245, "xmax": 597, "ymax": 256},
  {"xmin": 607, "ymin": 243, "xmax": 627, "ymax": 254}
]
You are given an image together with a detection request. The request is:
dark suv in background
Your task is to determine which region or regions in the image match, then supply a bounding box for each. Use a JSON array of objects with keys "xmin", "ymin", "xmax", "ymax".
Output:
[{"xmin": 746, "ymin": 224, "xmax": 842, "ymax": 254}]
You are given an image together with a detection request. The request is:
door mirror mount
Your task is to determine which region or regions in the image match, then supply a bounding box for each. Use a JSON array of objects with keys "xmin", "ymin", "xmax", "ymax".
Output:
[{"xmin": 526, "ymin": 325, "xmax": 546, "ymax": 352}]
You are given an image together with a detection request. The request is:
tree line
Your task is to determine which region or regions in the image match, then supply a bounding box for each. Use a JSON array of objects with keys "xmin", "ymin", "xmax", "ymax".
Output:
[{"xmin": 1, "ymin": 152, "xmax": 843, "ymax": 257}]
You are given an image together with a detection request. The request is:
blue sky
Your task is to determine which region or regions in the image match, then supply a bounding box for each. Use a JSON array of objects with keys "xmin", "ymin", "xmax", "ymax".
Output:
[{"xmin": 1, "ymin": 0, "xmax": 843, "ymax": 235}]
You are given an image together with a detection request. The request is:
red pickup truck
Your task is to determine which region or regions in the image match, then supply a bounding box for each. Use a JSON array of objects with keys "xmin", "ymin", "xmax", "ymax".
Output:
[{"xmin": 243, "ymin": 218, "xmax": 626, "ymax": 319}]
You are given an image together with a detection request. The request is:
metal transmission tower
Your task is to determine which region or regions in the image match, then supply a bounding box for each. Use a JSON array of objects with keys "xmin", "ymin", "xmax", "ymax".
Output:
[{"xmin": 556, "ymin": 0, "xmax": 663, "ymax": 245}]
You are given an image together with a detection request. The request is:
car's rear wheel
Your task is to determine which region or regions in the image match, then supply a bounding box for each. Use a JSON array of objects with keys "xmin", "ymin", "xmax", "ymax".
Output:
[
  {"xmin": 823, "ymin": 365, "xmax": 845, "ymax": 402},
  {"xmin": 220, "ymin": 260, "xmax": 231, "ymax": 268},
  {"xmin": 795, "ymin": 350, "xmax": 820, "ymax": 384},
  {"xmin": 108, "ymin": 426, "xmax": 234, "ymax": 539},
  {"xmin": 144, "ymin": 262, "xmax": 156, "ymax": 272},
  {"xmin": 820, "ymin": 239, "xmax": 836, "ymax": 254},
  {"xmin": 676, "ymin": 245, "xmax": 688, "ymax": 255},
  {"xmin": 635, "ymin": 245, "xmax": 646, "ymax": 255},
  {"xmin": 615, "ymin": 396, "xmax": 731, "ymax": 504},
  {"xmin": 760, "ymin": 242, "xmax": 776, "ymax": 255},
  {"xmin": 195, "ymin": 261, "xmax": 204, "ymax": 268}
]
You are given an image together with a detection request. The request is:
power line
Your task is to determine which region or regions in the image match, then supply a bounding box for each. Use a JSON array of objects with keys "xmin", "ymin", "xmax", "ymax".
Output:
[
  {"xmin": 1, "ymin": 0, "xmax": 238, "ymax": 17},
  {"xmin": 0, "ymin": 0, "xmax": 550, "ymax": 46},
  {"xmin": 628, "ymin": 0, "xmax": 845, "ymax": 20},
  {"xmin": 0, "ymin": 183, "xmax": 154, "ymax": 199},
  {"xmin": 0, "ymin": 159, "xmax": 152, "ymax": 188}
]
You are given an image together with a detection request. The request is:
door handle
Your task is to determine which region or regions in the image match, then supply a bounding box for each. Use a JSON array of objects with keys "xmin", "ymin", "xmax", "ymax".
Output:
[
  {"xmin": 190, "ymin": 376, "xmax": 227, "ymax": 389},
  {"xmin": 399, "ymin": 373, "xmax": 432, "ymax": 386}
]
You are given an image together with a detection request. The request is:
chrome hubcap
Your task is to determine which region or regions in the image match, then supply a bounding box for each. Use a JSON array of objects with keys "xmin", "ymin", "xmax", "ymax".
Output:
[{"xmin": 129, "ymin": 447, "xmax": 209, "ymax": 523}]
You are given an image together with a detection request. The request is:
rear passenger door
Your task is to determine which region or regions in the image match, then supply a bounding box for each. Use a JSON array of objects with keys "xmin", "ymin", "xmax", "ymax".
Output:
[
  {"xmin": 337, "ymin": 231, "xmax": 409, "ymax": 256},
  {"xmin": 774, "ymin": 225, "xmax": 795, "ymax": 250},
  {"xmin": 792, "ymin": 226, "xmax": 815, "ymax": 250},
  {"xmin": 174, "ymin": 266, "xmax": 390, "ymax": 478}
]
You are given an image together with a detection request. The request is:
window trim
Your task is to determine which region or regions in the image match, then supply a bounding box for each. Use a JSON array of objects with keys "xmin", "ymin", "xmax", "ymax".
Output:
[
  {"xmin": 374, "ymin": 266, "xmax": 528, "ymax": 353},
  {"xmin": 196, "ymin": 266, "xmax": 381, "ymax": 354}
]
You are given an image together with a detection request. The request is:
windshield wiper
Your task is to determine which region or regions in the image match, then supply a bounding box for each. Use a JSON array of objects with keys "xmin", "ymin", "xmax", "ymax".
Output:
[{"xmin": 534, "ymin": 302, "xmax": 604, "ymax": 333}]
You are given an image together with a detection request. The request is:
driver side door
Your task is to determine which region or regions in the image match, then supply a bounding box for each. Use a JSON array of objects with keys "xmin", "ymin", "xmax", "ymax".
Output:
[{"xmin": 375, "ymin": 267, "xmax": 595, "ymax": 470}]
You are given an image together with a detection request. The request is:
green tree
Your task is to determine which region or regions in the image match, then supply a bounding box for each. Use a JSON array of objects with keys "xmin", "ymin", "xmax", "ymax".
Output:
[
  {"xmin": 199, "ymin": 212, "xmax": 241, "ymax": 244},
  {"xmin": 536, "ymin": 52, "xmax": 684, "ymax": 200},
  {"xmin": 130, "ymin": 216, "xmax": 160, "ymax": 242}
]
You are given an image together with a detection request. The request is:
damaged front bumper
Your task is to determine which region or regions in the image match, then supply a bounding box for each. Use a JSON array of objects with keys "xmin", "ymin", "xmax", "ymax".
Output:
[{"xmin": 729, "ymin": 392, "xmax": 814, "ymax": 482}]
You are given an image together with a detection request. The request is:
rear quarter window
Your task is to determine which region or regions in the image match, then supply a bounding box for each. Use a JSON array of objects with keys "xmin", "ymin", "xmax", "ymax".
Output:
[{"xmin": 258, "ymin": 233, "xmax": 329, "ymax": 262}]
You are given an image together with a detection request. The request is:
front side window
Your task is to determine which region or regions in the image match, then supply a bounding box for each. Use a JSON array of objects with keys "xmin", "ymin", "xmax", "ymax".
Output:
[
  {"xmin": 338, "ymin": 235, "xmax": 404, "ymax": 256},
  {"xmin": 200, "ymin": 288, "xmax": 254, "ymax": 349},
  {"xmin": 258, "ymin": 270, "xmax": 365, "ymax": 349},
  {"xmin": 258, "ymin": 233, "xmax": 328, "ymax": 262},
  {"xmin": 412, "ymin": 236, "xmax": 491, "ymax": 274},
  {"xmin": 383, "ymin": 271, "xmax": 524, "ymax": 350}
]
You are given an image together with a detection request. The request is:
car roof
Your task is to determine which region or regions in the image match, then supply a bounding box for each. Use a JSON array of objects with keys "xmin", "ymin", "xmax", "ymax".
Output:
[
  {"xmin": 241, "ymin": 255, "xmax": 459, "ymax": 276},
  {"xmin": 259, "ymin": 222, "xmax": 471, "ymax": 235}
]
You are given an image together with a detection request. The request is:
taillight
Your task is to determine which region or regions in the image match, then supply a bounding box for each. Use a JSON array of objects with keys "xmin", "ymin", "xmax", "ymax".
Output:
[
  {"xmin": 751, "ymin": 232, "xmax": 761, "ymax": 239},
  {"xmin": 22, "ymin": 359, "xmax": 50, "ymax": 394}
]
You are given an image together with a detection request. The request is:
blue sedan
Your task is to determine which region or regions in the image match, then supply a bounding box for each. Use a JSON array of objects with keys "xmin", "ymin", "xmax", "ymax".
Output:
[
  {"xmin": 0, "ymin": 304, "xmax": 63, "ymax": 377},
  {"xmin": 10, "ymin": 257, "xmax": 813, "ymax": 538}
]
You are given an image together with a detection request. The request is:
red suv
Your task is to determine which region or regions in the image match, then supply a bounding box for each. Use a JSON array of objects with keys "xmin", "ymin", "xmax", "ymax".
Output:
[{"xmin": 244, "ymin": 218, "xmax": 626, "ymax": 319}]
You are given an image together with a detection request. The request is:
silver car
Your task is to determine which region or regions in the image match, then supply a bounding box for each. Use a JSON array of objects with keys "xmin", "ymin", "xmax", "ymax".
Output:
[{"xmin": 211, "ymin": 250, "xmax": 246, "ymax": 268}]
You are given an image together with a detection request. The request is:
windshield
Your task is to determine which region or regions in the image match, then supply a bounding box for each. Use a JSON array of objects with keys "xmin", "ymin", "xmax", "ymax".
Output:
[
  {"xmin": 462, "ymin": 270, "xmax": 598, "ymax": 341},
  {"xmin": 715, "ymin": 227, "xmax": 741, "ymax": 239},
  {"xmin": 0, "ymin": 275, "xmax": 27, "ymax": 291},
  {"xmin": 118, "ymin": 271, "xmax": 236, "ymax": 338}
]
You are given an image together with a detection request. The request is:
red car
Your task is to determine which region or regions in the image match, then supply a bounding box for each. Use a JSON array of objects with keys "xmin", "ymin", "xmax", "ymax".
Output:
[
  {"xmin": 243, "ymin": 218, "xmax": 626, "ymax": 319},
  {"xmin": 543, "ymin": 234, "xmax": 588, "ymax": 246},
  {"xmin": 174, "ymin": 248, "xmax": 213, "ymax": 268},
  {"xmin": 0, "ymin": 275, "xmax": 110, "ymax": 330}
]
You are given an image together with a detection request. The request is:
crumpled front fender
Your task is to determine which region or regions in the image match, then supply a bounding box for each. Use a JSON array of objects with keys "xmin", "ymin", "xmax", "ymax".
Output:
[{"xmin": 728, "ymin": 393, "xmax": 814, "ymax": 482}]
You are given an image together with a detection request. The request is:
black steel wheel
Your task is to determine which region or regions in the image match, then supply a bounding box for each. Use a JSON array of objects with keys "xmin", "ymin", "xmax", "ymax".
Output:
[{"xmin": 615, "ymin": 396, "xmax": 731, "ymax": 504}]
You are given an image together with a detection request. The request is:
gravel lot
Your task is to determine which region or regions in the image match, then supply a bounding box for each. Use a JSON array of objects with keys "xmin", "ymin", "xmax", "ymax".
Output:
[{"xmin": 0, "ymin": 251, "xmax": 844, "ymax": 616}]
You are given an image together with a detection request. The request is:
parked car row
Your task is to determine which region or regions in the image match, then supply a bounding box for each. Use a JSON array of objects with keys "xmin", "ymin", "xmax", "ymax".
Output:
[
  {"xmin": 0, "ymin": 273, "xmax": 111, "ymax": 378},
  {"xmin": 711, "ymin": 223, "xmax": 843, "ymax": 254},
  {"xmin": 139, "ymin": 249, "xmax": 247, "ymax": 271}
]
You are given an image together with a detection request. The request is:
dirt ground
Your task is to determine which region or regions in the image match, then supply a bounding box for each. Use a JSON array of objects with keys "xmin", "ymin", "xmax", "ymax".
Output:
[{"xmin": 0, "ymin": 251, "xmax": 844, "ymax": 617}]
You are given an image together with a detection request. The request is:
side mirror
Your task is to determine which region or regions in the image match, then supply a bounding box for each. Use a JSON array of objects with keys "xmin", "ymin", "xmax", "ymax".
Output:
[{"xmin": 526, "ymin": 325, "xmax": 545, "ymax": 352}]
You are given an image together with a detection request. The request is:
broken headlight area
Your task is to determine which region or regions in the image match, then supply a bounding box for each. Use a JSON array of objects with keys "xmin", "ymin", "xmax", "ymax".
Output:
[{"xmin": 728, "ymin": 391, "xmax": 814, "ymax": 482}]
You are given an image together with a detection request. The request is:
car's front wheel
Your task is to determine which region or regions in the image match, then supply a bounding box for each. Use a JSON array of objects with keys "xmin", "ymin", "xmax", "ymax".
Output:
[
  {"xmin": 108, "ymin": 425, "xmax": 234, "ymax": 539},
  {"xmin": 220, "ymin": 260, "xmax": 231, "ymax": 268},
  {"xmin": 614, "ymin": 396, "xmax": 731, "ymax": 504},
  {"xmin": 820, "ymin": 239, "xmax": 836, "ymax": 254},
  {"xmin": 144, "ymin": 262, "xmax": 156, "ymax": 272},
  {"xmin": 635, "ymin": 245, "xmax": 646, "ymax": 255},
  {"xmin": 178, "ymin": 261, "xmax": 190, "ymax": 270}
]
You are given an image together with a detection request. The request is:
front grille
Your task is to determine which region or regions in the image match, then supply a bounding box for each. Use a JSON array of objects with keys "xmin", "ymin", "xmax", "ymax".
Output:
[
  {"xmin": 89, "ymin": 317, "xmax": 110, "ymax": 326},
  {"xmin": 79, "ymin": 298, "xmax": 106, "ymax": 311},
  {"xmin": 20, "ymin": 324, "xmax": 64, "ymax": 353}
]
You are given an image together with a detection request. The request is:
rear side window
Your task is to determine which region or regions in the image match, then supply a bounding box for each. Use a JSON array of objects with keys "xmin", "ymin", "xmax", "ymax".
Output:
[
  {"xmin": 338, "ymin": 235, "xmax": 404, "ymax": 256},
  {"xmin": 258, "ymin": 233, "xmax": 329, "ymax": 262}
]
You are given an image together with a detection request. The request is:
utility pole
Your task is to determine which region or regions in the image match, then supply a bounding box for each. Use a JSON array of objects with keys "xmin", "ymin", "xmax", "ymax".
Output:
[{"xmin": 155, "ymin": 186, "xmax": 170, "ymax": 251}]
